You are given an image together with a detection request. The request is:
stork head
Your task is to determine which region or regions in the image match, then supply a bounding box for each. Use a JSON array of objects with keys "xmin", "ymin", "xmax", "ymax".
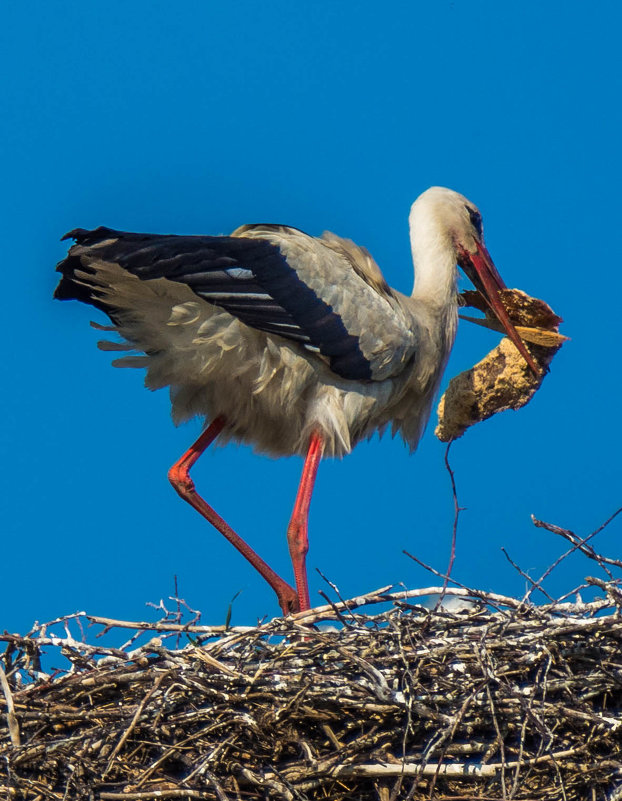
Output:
[{"xmin": 410, "ymin": 187, "xmax": 540, "ymax": 376}]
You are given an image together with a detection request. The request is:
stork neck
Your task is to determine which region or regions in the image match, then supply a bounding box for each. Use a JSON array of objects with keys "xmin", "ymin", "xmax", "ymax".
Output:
[
  {"xmin": 408, "ymin": 214, "xmax": 460, "ymax": 364},
  {"xmin": 409, "ymin": 226, "xmax": 459, "ymax": 309}
]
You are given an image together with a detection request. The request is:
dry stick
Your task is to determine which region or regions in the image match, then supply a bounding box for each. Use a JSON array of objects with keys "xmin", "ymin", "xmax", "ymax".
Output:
[
  {"xmin": 538, "ymin": 531, "xmax": 615, "ymax": 588},
  {"xmin": 133, "ymin": 718, "xmax": 251, "ymax": 790},
  {"xmin": 423, "ymin": 679, "xmax": 491, "ymax": 800},
  {"xmin": 562, "ymin": 532, "xmax": 618, "ymax": 576},
  {"xmin": 202, "ymin": 770, "xmax": 230, "ymax": 801},
  {"xmin": 26, "ymin": 610, "xmax": 88, "ymax": 636},
  {"xmin": 530, "ymin": 506, "xmax": 622, "ymax": 593},
  {"xmin": 85, "ymin": 614, "xmax": 243, "ymax": 635},
  {"xmin": 392, "ymin": 624, "xmax": 416, "ymax": 801},
  {"xmin": 551, "ymin": 750, "xmax": 570, "ymax": 801},
  {"xmin": 235, "ymin": 765, "xmax": 294, "ymax": 800},
  {"xmin": 510, "ymin": 654, "xmax": 551, "ymax": 798},
  {"xmin": 118, "ymin": 625, "xmax": 147, "ymax": 653},
  {"xmin": 174, "ymin": 574, "xmax": 181, "ymax": 649},
  {"xmin": 169, "ymin": 593, "xmax": 202, "ymax": 627},
  {"xmin": 0, "ymin": 631, "xmax": 128, "ymax": 662},
  {"xmin": 607, "ymin": 785, "xmax": 622, "ymax": 801},
  {"xmin": 6, "ymin": 776, "xmax": 61, "ymax": 800},
  {"xmin": 190, "ymin": 647, "xmax": 244, "ymax": 678},
  {"xmin": 0, "ymin": 662, "xmax": 20, "ymax": 746},
  {"xmin": 553, "ymin": 581, "xmax": 591, "ymax": 606},
  {"xmin": 74, "ymin": 614, "xmax": 86, "ymax": 643},
  {"xmin": 586, "ymin": 504, "xmax": 622, "ymax": 543},
  {"xmin": 103, "ymin": 671, "xmax": 169, "ymax": 775},
  {"xmin": 433, "ymin": 797, "xmax": 540, "ymax": 801},
  {"xmin": 441, "ymin": 442, "xmax": 463, "ymax": 600},
  {"xmin": 402, "ymin": 551, "xmax": 467, "ymax": 591},
  {"xmin": 401, "ymin": 444, "xmax": 464, "ymax": 615},
  {"xmin": 535, "ymin": 654, "xmax": 570, "ymax": 800},
  {"xmin": 289, "ymin": 746, "xmax": 586, "ymax": 780},
  {"xmin": 585, "ymin": 575, "xmax": 622, "ymax": 606},
  {"xmin": 500, "ymin": 547, "xmax": 556, "ymax": 603},
  {"xmin": 100, "ymin": 792, "xmax": 210, "ymax": 800},
  {"xmin": 399, "ymin": 555, "xmax": 520, "ymax": 618},
  {"xmin": 316, "ymin": 590, "xmax": 354, "ymax": 628},
  {"xmin": 293, "ymin": 583, "xmax": 527, "ymax": 622},
  {"xmin": 485, "ymin": 682, "xmax": 508, "ymax": 801},
  {"xmin": 315, "ymin": 567, "xmax": 357, "ymax": 625},
  {"xmin": 305, "ymin": 582, "xmax": 614, "ymax": 621},
  {"xmin": 517, "ymin": 506, "xmax": 622, "ymax": 607}
]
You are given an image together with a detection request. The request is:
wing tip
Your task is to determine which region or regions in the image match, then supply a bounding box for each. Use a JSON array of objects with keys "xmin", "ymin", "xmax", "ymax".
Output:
[
  {"xmin": 60, "ymin": 225, "xmax": 118, "ymax": 244},
  {"xmin": 61, "ymin": 228, "xmax": 83, "ymax": 242}
]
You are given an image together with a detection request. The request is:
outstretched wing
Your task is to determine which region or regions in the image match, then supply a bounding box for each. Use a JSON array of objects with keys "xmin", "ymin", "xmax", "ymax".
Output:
[{"xmin": 55, "ymin": 224, "xmax": 417, "ymax": 381}]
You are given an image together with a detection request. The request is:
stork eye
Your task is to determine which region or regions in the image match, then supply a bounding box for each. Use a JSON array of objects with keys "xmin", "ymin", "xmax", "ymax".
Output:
[{"xmin": 466, "ymin": 206, "xmax": 483, "ymax": 237}]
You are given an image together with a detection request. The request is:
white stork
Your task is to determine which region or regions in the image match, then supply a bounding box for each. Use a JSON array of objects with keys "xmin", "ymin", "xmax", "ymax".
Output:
[{"xmin": 54, "ymin": 186, "xmax": 538, "ymax": 615}]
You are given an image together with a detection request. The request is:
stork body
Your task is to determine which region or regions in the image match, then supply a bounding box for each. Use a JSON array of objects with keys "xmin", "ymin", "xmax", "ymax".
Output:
[{"xmin": 54, "ymin": 187, "xmax": 536, "ymax": 614}]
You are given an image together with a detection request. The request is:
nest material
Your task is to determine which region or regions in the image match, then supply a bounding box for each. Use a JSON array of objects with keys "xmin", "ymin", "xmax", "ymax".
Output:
[
  {"xmin": 2, "ymin": 583, "xmax": 622, "ymax": 801},
  {"xmin": 436, "ymin": 289, "xmax": 568, "ymax": 442}
]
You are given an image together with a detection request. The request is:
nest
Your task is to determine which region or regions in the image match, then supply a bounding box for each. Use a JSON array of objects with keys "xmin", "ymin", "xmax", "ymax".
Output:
[{"xmin": 2, "ymin": 541, "xmax": 622, "ymax": 801}]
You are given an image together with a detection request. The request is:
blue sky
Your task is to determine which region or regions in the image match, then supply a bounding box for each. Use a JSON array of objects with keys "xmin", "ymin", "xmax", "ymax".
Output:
[{"xmin": 2, "ymin": 1, "xmax": 620, "ymax": 633}]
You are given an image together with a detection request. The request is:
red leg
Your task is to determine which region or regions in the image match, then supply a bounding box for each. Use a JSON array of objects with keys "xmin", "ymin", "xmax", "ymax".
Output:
[
  {"xmin": 287, "ymin": 431, "xmax": 324, "ymax": 612},
  {"xmin": 168, "ymin": 416, "xmax": 299, "ymax": 615}
]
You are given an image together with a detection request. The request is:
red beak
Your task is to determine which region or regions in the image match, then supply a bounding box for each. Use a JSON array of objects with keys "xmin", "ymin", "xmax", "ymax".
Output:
[{"xmin": 459, "ymin": 241, "xmax": 541, "ymax": 377}]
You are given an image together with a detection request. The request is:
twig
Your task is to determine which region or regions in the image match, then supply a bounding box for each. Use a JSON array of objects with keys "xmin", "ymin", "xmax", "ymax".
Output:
[
  {"xmin": 440, "ymin": 442, "xmax": 464, "ymax": 601},
  {"xmin": 500, "ymin": 548, "xmax": 556, "ymax": 603},
  {"xmin": 84, "ymin": 614, "xmax": 241, "ymax": 635},
  {"xmin": 317, "ymin": 590, "xmax": 354, "ymax": 628},
  {"xmin": 296, "ymin": 747, "xmax": 587, "ymax": 779},
  {"xmin": 103, "ymin": 671, "xmax": 168, "ymax": 773},
  {"xmin": 585, "ymin": 576, "xmax": 622, "ymax": 607},
  {"xmin": 523, "ymin": 509, "xmax": 622, "ymax": 604},
  {"xmin": 174, "ymin": 574, "xmax": 181, "ymax": 648},
  {"xmin": 0, "ymin": 663, "xmax": 20, "ymax": 746},
  {"xmin": 402, "ymin": 552, "xmax": 467, "ymax": 590},
  {"xmin": 316, "ymin": 567, "xmax": 357, "ymax": 624},
  {"xmin": 100, "ymin": 792, "xmax": 210, "ymax": 799},
  {"xmin": 532, "ymin": 508, "xmax": 622, "ymax": 576}
]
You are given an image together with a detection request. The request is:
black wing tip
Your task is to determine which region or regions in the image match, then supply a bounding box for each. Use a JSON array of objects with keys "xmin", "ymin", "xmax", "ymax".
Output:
[
  {"xmin": 53, "ymin": 277, "xmax": 76, "ymax": 301},
  {"xmin": 61, "ymin": 228, "xmax": 85, "ymax": 242},
  {"xmin": 53, "ymin": 248, "xmax": 85, "ymax": 301},
  {"xmin": 60, "ymin": 225, "xmax": 119, "ymax": 244}
]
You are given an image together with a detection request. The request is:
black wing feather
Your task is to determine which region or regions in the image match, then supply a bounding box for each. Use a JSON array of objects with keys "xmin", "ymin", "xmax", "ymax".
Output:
[{"xmin": 55, "ymin": 227, "xmax": 374, "ymax": 380}]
